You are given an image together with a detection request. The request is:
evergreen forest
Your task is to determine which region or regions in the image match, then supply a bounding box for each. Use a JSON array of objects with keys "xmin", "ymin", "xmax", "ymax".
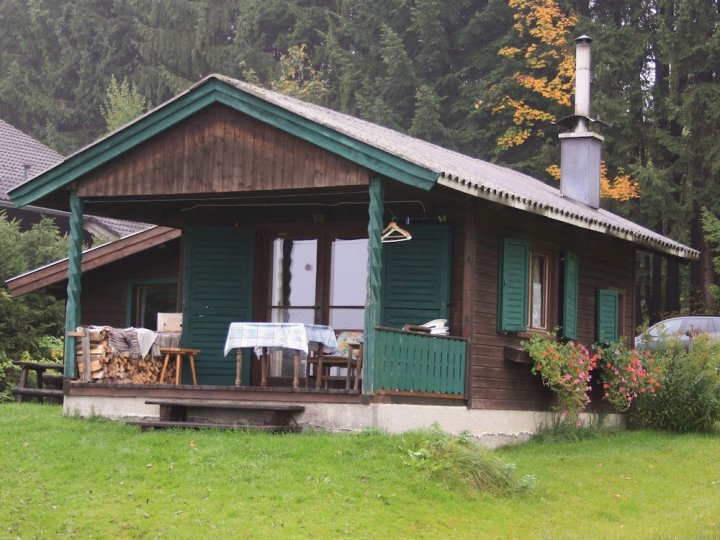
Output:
[{"xmin": 1, "ymin": 0, "xmax": 720, "ymax": 321}]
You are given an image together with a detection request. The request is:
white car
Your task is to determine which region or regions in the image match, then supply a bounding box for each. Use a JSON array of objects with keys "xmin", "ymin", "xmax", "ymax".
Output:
[{"xmin": 634, "ymin": 316, "xmax": 720, "ymax": 351}]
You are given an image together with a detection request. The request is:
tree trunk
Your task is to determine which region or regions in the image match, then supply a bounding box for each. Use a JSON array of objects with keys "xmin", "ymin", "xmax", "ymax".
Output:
[
  {"xmin": 665, "ymin": 257, "xmax": 680, "ymax": 315},
  {"xmin": 690, "ymin": 206, "xmax": 716, "ymax": 311},
  {"xmin": 649, "ymin": 253, "xmax": 663, "ymax": 323}
]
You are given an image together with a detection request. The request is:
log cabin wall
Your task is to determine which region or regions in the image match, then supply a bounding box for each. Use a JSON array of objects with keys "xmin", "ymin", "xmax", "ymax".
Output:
[
  {"xmin": 78, "ymin": 104, "xmax": 369, "ymax": 198},
  {"xmin": 80, "ymin": 239, "xmax": 181, "ymax": 328},
  {"xmin": 468, "ymin": 201, "xmax": 636, "ymax": 410}
]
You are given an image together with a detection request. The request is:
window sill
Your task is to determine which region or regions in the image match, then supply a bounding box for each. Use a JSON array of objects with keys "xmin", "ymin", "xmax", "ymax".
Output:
[{"xmin": 512, "ymin": 329, "xmax": 554, "ymax": 341}]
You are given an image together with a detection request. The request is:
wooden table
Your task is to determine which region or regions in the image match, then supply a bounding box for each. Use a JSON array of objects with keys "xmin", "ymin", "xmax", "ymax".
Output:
[{"xmin": 12, "ymin": 361, "xmax": 64, "ymax": 403}]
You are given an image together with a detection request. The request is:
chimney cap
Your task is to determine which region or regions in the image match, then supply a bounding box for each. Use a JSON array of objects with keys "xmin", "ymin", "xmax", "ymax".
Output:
[
  {"xmin": 554, "ymin": 114, "xmax": 610, "ymax": 131},
  {"xmin": 576, "ymin": 34, "xmax": 592, "ymax": 44}
]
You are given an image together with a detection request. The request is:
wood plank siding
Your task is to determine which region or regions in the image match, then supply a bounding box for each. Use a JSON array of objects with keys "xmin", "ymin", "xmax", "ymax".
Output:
[
  {"xmin": 78, "ymin": 104, "xmax": 370, "ymax": 198},
  {"xmin": 465, "ymin": 202, "xmax": 636, "ymax": 410},
  {"xmin": 80, "ymin": 239, "xmax": 180, "ymax": 328}
]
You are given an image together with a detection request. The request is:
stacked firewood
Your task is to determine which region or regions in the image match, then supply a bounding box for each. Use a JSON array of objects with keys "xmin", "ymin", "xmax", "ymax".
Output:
[{"xmin": 75, "ymin": 327, "xmax": 172, "ymax": 384}]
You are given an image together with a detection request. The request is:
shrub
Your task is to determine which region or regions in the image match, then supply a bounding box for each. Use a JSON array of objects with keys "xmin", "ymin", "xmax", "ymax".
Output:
[
  {"xmin": 626, "ymin": 335, "xmax": 720, "ymax": 433},
  {"xmin": 0, "ymin": 349, "xmax": 19, "ymax": 403},
  {"xmin": 399, "ymin": 426, "xmax": 535, "ymax": 497}
]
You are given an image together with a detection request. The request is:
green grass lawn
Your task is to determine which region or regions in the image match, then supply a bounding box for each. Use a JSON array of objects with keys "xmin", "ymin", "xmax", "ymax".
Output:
[{"xmin": 1, "ymin": 403, "xmax": 719, "ymax": 539}]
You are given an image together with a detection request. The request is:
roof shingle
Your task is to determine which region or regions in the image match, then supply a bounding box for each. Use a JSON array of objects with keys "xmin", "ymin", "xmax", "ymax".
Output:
[{"xmin": 0, "ymin": 118, "xmax": 62, "ymax": 201}]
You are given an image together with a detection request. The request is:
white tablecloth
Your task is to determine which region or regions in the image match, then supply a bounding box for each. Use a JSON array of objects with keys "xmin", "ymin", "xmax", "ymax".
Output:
[
  {"xmin": 304, "ymin": 324, "xmax": 339, "ymax": 352},
  {"xmin": 223, "ymin": 322, "xmax": 309, "ymax": 357}
]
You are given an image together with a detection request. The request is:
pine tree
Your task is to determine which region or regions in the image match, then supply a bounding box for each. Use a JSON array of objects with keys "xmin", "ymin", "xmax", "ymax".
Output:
[
  {"xmin": 409, "ymin": 85, "xmax": 446, "ymax": 144},
  {"xmin": 655, "ymin": 0, "xmax": 720, "ymax": 311}
]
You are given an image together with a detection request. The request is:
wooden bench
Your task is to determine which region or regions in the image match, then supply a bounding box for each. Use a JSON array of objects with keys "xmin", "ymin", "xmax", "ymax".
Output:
[
  {"xmin": 132, "ymin": 398, "xmax": 305, "ymax": 432},
  {"xmin": 12, "ymin": 361, "xmax": 63, "ymax": 403}
]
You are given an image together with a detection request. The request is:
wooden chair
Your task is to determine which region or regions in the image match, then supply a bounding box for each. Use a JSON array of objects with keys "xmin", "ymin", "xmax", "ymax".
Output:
[{"xmin": 306, "ymin": 333, "xmax": 363, "ymax": 390}]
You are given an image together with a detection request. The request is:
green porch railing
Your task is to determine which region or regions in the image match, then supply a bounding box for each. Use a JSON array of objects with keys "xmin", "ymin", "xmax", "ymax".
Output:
[{"xmin": 373, "ymin": 326, "xmax": 467, "ymax": 396}]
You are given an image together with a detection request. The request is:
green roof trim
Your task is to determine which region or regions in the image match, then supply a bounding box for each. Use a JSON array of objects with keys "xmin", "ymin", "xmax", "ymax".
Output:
[{"xmin": 10, "ymin": 77, "xmax": 437, "ymax": 208}]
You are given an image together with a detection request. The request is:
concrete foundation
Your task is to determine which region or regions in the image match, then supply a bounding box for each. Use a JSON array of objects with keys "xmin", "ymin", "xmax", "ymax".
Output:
[{"xmin": 64, "ymin": 396, "xmax": 619, "ymax": 448}]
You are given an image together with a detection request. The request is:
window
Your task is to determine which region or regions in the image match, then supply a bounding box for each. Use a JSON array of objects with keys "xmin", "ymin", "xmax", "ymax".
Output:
[
  {"xmin": 529, "ymin": 253, "xmax": 548, "ymax": 330},
  {"xmin": 271, "ymin": 239, "xmax": 318, "ymax": 325},
  {"xmin": 329, "ymin": 238, "xmax": 368, "ymax": 329},
  {"xmin": 268, "ymin": 231, "xmax": 368, "ymax": 377},
  {"xmin": 130, "ymin": 281, "xmax": 178, "ymax": 330},
  {"xmin": 270, "ymin": 237, "xmax": 368, "ymax": 329},
  {"xmin": 498, "ymin": 238, "xmax": 561, "ymax": 334}
]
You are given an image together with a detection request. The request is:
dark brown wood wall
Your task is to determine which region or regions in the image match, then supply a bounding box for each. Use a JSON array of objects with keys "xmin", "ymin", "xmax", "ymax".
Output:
[
  {"xmin": 78, "ymin": 104, "xmax": 370, "ymax": 198},
  {"xmin": 80, "ymin": 240, "xmax": 181, "ymax": 328},
  {"xmin": 466, "ymin": 202, "xmax": 636, "ymax": 410}
]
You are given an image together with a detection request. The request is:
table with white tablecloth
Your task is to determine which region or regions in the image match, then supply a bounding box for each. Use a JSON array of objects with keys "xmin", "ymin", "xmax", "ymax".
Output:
[
  {"xmin": 224, "ymin": 322, "xmax": 307, "ymax": 387},
  {"xmin": 224, "ymin": 322, "xmax": 338, "ymax": 387}
]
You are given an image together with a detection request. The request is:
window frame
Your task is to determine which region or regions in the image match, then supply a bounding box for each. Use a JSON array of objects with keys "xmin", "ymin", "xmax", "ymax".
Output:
[
  {"xmin": 126, "ymin": 278, "xmax": 179, "ymax": 330},
  {"xmin": 260, "ymin": 222, "xmax": 369, "ymax": 331},
  {"xmin": 498, "ymin": 238, "xmax": 558, "ymax": 335},
  {"xmin": 528, "ymin": 251, "xmax": 550, "ymax": 331}
]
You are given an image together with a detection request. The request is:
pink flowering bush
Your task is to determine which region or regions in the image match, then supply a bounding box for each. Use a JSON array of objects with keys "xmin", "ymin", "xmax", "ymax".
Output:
[
  {"xmin": 523, "ymin": 332, "xmax": 598, "ymax": 420},
  {"xmin": 595, "ymin": 342, "xmax": 662, "ymax": 412}
]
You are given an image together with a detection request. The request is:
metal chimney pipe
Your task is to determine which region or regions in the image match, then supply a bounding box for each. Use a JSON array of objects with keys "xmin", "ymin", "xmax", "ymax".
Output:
[
  {"xmin": 574, "ymin": 35, "xmax": 592, "ymax": 132},
  {"xmin": 559, "ymin": 34, "xmax": 603, "ymax": 209}
]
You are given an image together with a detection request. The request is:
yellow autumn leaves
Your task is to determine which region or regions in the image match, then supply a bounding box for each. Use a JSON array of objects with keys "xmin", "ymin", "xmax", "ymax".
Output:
[{"xmin": 484, "ymin": 0, "xmax": 639, "ymax": 200}]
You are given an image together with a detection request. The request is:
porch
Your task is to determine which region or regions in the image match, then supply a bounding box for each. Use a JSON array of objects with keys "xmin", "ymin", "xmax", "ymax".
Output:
[{"xmin": 68, "ymin": 325, "xmax": 468, "ymax": 402}]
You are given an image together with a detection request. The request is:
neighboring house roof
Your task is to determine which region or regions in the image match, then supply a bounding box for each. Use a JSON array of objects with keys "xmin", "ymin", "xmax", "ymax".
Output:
[
  {"xmin": 8, "ymin": 75, "xmax": 698, "ymax": 260},
  {"xmin": 5, "ymin": 226, "xmax": 181, "ymax": 297},
  {"xmin": 0, "ymin": 118, "xmax": 149, "ymax": 238},
  {"xmin": 0, "ymin": 118, "xmax": 63, "ymax": 201}
]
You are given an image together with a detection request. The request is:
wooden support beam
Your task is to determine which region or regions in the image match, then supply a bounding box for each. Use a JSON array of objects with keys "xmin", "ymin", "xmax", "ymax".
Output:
[
  {"xmin": 364, "ymin": 175, "xmax": 384, "ymax": 395},
  {"xmin": 63, "ymin": 191, "xmax": 84, "ymax": 378}
]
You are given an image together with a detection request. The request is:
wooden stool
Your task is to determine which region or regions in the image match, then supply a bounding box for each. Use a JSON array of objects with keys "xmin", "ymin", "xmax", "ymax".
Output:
[{"xmin": 159, "ymin": 347, "xmax": 201, "ymax": 385}]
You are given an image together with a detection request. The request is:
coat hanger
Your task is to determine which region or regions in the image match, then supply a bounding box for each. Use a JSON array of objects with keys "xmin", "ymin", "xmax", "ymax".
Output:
[{"xmin": 381, "ymin": 220, "xmax": 412, "ymax": 243}]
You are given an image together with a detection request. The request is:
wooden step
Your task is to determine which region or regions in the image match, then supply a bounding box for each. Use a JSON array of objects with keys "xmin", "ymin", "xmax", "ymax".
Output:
[
  {"xmin": 12, "ymin": 388, "xmax": 63, "ymax": 398},
  {"xmin": 127, "ymin": 420, "xmax": 302, "ymax": 433},
  {"xmin": 144, "ymin": 399, "xmax": 305, "ymax": 412}
]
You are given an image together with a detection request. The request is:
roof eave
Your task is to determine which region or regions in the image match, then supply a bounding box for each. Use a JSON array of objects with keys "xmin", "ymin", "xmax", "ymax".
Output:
[
  {"xmin": 6, "ymin": 226, "xmax": 180, "ymax": 297},
  {"xmin": 437, "ymin": 175, "xmax": 699, "ymax": 261}
]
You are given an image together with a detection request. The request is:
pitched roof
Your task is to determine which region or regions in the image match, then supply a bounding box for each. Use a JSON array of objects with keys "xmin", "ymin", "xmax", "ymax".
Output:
[
  {"xmin": 0, "ymin": 118, "xmax": 62, "ymax": 201},
  {"xmin": 0, "ymin": 118, "xmax": 149, "ymax": 238},
  {"xmin": 5, "ymin": 226, "xmax": 180, "ymax": 297},
  {"xmin": 8, "ymin": 75, "xmax": 697, "ymax": 260},
  {"xmin": 217, "ymin": 76, "xmax": 696, "ymax": 260}
]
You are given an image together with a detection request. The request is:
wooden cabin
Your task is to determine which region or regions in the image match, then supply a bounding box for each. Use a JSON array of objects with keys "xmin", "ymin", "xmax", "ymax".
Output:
[{"xmin": 8, "ymin": 74, "xmax": 696, "ymax": 436}]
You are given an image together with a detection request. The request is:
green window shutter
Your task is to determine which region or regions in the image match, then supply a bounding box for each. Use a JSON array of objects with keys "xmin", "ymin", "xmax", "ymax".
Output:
[
  {"xmin": 182, "ymin": 226, "xmax": 255, "ymax": 385},
  {"xmin": 498, "ymin": 238, "xmax": 529, "ymax": 332},
  {"xmin": 597, "ymin": 289, "xmax": 619, "ymax": 343},
  {"xmin": 562, "ymin": 252, "xmax": 579, "ymax": 340},
  {"xmin": 381, "ymin": 224, "xmax": 450, "ymax": 328}
]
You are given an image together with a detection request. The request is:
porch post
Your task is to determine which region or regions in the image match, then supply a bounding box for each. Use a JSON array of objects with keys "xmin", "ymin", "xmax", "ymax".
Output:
[
  {"xmin": 364, "ymin": 175, "xmax": 384, "ymax": 395},
  {"xmin": 63, "ymin": 191, "xmax": 84, "ymax": 378}
]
